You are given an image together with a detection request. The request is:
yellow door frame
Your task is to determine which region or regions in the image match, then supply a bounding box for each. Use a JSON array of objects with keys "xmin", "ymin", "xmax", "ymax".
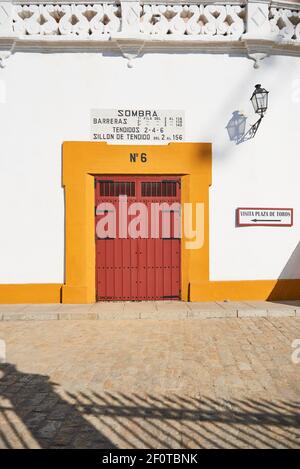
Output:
[{"xmin": 62, "ymin": 142, "xmax": 212, "ymax": 303}]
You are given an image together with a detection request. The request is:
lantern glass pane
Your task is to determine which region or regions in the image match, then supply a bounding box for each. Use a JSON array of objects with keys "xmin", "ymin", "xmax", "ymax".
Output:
[{"xmin": 256, "ymin": 92, "xmax": 266, "ymax": 111}]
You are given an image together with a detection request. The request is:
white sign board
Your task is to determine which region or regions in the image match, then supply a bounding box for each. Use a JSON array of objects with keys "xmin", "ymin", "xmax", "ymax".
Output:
[
  {"xmin": 237, "ymin": 207, "xmax": 293, "ymax": 227},
  {"xmin": 91, "ymin": 109, "xmax": 185, "ymax": 143}
]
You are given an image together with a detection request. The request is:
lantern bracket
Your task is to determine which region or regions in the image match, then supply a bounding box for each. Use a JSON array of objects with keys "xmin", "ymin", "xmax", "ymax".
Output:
[{"xmin": 236, "ymin": 115, "xmax": 263, "ymax": 144}]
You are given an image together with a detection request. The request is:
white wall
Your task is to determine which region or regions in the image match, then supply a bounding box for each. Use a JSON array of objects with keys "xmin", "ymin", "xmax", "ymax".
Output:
[{"xmin": 0, "ymin": 50, "xmax": 300, "ymax": 283}]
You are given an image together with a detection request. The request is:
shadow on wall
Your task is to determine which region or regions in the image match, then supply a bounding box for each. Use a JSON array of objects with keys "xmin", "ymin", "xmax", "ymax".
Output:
[
  {"xmin": 226, "ymin": 110, "xmax": 263, "ymax": 145},
  {"xmin": 268, "ymin": 241, "xmax": 300, "ymax": 302},
  {"xmin": 226, "ymin": 111, "xmax": 247, "ymax": 145},
  {"xmin": 277, "ymin": 241, "xmax": 300, "ymax": 280},
  {"xmin": 0, "ymin": 363, "xmax": 300, "ymax": 448}
]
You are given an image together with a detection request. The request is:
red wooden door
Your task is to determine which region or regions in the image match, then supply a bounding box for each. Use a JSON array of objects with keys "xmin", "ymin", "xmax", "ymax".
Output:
[{"xmin": 95, "ymin": 176, "xmax": 181, "ymax": 301}]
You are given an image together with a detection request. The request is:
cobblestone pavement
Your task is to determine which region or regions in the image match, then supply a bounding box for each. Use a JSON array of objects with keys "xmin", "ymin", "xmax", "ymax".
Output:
[{"xmin": 0, "ymin": 316, "xmax": 300, "ymax": 448}]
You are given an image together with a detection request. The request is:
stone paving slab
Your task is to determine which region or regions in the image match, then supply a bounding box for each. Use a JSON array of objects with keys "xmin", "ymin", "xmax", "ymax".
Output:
[
  {"xmin": 22, "ymin": 304, "xmax": 62, "ymax": 312},
  {"xmin": 59, "ymin": 312, "xmax": 98, "ymax": 321},
  {"xmin": 216, "ymin": 301, "xmax": 246, "ymax": 311},
  {"xmin": 141, "ymin": 310, "xmax": 188, "ymax": 320},
  {"xmin": 90, "ymin": 302, "xmax": 124, "ymax": 313},
  {"xmin": 155, "ymin": 301, "xmax": 190, "ymax": 312},
  {"xmin": 188, "ymin": 310, "xmax": 237, "ymax": 319},
  {"xmin": 0, "ymin": 304, "xmax": 30, "ymax": 312},
  {"xmin": 248, "ymin": 300, "xmax": 299, "ymax": 312},
  {"xmin": 0, "ymin": 300, "xmax": 299, "ymax": 321},
  {"xmin": 97, "ymin": 310, "xmax": 140, "ymax": 320},
  {"xmin": 2, "ymin": 311, "xmax": 60, "ymax": 321},
  {"xmin": 237, "ymin": 309, "xmax": 268, "ymax": 318},
  {"xmin": 187, "ymin": 301, "xmax": 225, "ymax": 311}
]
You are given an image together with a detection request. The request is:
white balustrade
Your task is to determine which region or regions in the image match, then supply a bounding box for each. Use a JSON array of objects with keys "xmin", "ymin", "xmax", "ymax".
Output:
[{"xmin": 1, "ymin": 1, "xmax": 300, "ymax": 67}]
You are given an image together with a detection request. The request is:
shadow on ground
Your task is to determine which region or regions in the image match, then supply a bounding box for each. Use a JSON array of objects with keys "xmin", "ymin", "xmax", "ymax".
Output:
[{"xmin": 0, "ymin": 363, "xmax": 300, "ymax": 448}]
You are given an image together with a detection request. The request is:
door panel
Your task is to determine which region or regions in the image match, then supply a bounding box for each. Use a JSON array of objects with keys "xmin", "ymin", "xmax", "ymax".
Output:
[{"xmin": 95, "ymin": 176, "xmax": 181, "ymax": 301}]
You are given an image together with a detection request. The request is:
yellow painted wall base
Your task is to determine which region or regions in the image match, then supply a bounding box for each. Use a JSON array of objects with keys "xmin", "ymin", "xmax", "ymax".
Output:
[
  {"xmin": 0, "ymin": 284, "xmax": 62, "ymax": 304},
  {"xmin": 191, "ymin": 280, "xmax": 300, "ymax": 301},
  {"xmin": 62, "ymin": 286, "xmax": 91, "ymax": 304},
  {"xmin": 0, "ymin": 280, "xmax": 300, "ymax": 303}
]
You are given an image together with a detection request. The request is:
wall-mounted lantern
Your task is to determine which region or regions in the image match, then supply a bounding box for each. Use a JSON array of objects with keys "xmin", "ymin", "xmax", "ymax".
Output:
[
  {"xmin": 251, "ymin": 84, "xmax": 269, "ymax": 116},
  {"xmin": 226, "ymin": 84, "xmax": 269, "ymax": 145}
]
